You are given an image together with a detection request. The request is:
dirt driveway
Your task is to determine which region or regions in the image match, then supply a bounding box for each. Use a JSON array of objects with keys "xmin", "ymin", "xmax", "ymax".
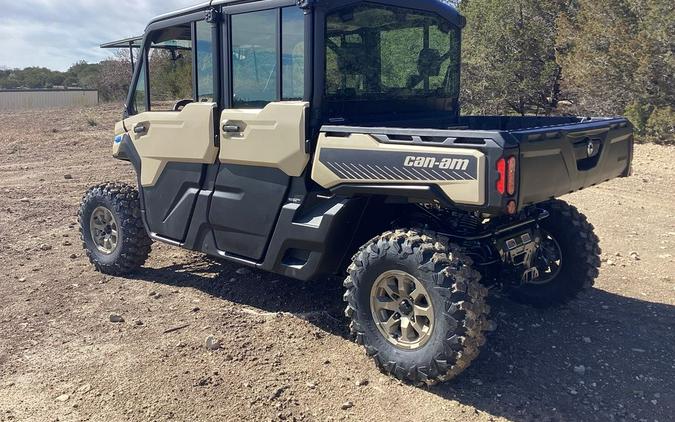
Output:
[{"xmin": 0, "ymin": 105, "xmax": 673, "ymax": 422}]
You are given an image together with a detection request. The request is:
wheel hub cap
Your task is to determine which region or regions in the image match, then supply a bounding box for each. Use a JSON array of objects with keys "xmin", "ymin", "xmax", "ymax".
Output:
[
  {"xmin": 90, "ymin": 206, "xmax": 119, "ymax": 255},
  {"xmin": 370, "ymin": 270, "xmax": 434, "ymax": 350},
  {"xmin": 398, "ymin": 299, "xmax": 413, "ymax": 316}
]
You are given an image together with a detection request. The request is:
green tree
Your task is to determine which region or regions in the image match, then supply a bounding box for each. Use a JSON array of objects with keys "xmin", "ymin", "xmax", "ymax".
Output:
[
  {"xmin": 558, "ymin": 0, "xmax": 674, "ymax": 143},
  {"xmin": 459, "ymin": 0, "xmax": 571, "ymax": 115}
]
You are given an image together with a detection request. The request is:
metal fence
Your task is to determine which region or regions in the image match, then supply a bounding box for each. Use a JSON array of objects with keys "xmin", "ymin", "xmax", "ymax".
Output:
[{"xmin": 0, "ymin": 89, "xmax": 99, "ymax": 112}]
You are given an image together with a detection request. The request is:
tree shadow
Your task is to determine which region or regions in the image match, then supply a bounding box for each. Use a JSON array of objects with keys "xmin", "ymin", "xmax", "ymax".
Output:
[{"xmin": 134, "ymin": 258, "xmax": 675, "ymax": 422}]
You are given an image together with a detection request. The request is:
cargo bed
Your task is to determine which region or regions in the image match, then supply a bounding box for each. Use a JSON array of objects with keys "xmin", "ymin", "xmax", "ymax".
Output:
[{"xmin": 319, "ymin": 116, "xmax": 634, "ymax": 214}]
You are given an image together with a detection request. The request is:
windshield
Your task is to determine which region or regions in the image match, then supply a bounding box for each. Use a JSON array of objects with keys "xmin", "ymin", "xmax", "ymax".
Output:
[{"xmin": 325, "ymin": 3, "xmax": 461, "ymax": 121}]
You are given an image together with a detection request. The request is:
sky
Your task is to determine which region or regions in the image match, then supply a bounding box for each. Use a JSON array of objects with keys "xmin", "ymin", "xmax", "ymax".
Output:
[{"xmin": 0, "ymin": 0, "xmax": 200, "ymax": 71}]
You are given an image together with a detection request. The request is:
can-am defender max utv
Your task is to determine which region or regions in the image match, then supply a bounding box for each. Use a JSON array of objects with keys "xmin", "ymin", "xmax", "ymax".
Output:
[{"xmin": 80, "ymin": 0, "xmax": 633, "ymax": 385}]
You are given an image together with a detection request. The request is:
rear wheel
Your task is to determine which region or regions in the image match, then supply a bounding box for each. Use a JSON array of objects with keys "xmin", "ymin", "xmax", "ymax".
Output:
[
  {"xmin": 344, "ymin": 229, "xmax": 490, "ymax": 385},
  {"xmin": 510, "ymin": 200, "xmax": 601, "ymax": 307},
  {"xmin": 79, "ymin": 182, "xmax": 152, "ymax": 275}
]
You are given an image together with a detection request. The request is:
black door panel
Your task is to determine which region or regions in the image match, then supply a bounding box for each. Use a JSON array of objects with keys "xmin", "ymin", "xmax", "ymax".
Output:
[
  {"xmin": 209, "ymin": 164, "xmax": 290, "ymax": 260},
  {"xmin": 143, "ymin": 163, "xmax": 205, "ymax": 242}
]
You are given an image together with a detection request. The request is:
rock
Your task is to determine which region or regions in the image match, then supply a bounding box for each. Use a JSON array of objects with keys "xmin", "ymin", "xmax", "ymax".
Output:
[
  {"xmin": 109, "ymin": 314, "xmax": 124, "ymax": 323},
  {"xmin": 192, "ymin": 307, "xmax": 200, "ymax": 312},
  {"xmin": 569, "ymin": 389, "xmax": 578, "ymax": 396},
  {"xmin": 270, "ymin": 386, "xmax": 288, "ymax": 400},
  {"xmin": 356, "ymin": 379, "xmax": 369, "ymax": 387},
  {"xmin": 64, "ymin": 174, "xmax": 73, "ymax": 180},
  {"xmin": 341, "ymin": 401, "xmax": 354, "ymax": 410},
  {"xmin": 205, "ymin": 336, "xmax": 221, "ymax": 351},
  {"xmin": 629, "ymin": 251, "xmax": 640, "ymax": 261},
  {"xmin": 18, "ymin": 278, "xmax": 26, "ymax": 283},
  {"xmin": 236, "ymin": 267, "xmax": 251, "ymax": 276},
  {"xmin": 62, "ymin": 240, "xmax": 72, "ymax": 246},
  {"xmin": 39, "ymin": 244, "xmax": 52, "ymax": 251},
  {"xmin": 55, "ymin": 394, "xmax": 70, "ymax": 402},
  {"xmin": 583, "ymin": 337, "xmax": 592, "ymax": 344},
  {"xmin": 153, "ymin": 294, "xmax": 162, "ymax": 300},
  {"xmin": 134, "ymin": 320, "xmax": 144, "ymax": 326},
  {"xmin": 574, "ymin": 365, "xmax": 586, "ymax": 376},
  {"xmin": 69, "ymin": 254, "xmax": 77, "ymax": 259},
  {"xmin": 78, "ymin": 384, "xmax": 92, "ymax": 394},
  {"xmin": 19, "ymin": 198, "xmax": 30, "ymax": 203},
  {"xmin": 306, "ymin": 381, "xmax": 317, "ymax": 389},
  {"xmin": 606, "ymin": 259, "xmax": 616, "ymax": 266},
  {"xmin": 149, "ymin": 291, "xmax": 157, "ymax": 297}
]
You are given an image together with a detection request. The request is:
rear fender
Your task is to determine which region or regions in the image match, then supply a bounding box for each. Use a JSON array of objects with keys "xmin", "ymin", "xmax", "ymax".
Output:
[{"xmin": 311, "ymin": 132, "xmax": 487, "ymax": 206}]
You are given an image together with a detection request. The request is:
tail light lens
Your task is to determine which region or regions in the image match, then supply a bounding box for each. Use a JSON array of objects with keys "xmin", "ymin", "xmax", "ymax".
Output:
[
  {"xmin": 496, "ymin": 156, "xmax": 517, "ymax": 196},
  {"xmin": 507, "ymin": 156, "xmax": 517, "ymax": 195},
  {"xmin": 496, "ymin": 158, "xmax": 506, "ymax": 195}
]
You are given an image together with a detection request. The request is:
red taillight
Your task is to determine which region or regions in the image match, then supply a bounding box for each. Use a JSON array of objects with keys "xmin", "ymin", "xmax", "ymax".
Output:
[
  {"xmin": 506, "ymin": 156, "xmax": 517, "ymax": 195},
  {"xmin": 496, "ymin": 156, "xmax": 517, "ymax": 196},
  {"xmin": 496, "ymin": 158, "xmax": 506, "ymax": 195}
]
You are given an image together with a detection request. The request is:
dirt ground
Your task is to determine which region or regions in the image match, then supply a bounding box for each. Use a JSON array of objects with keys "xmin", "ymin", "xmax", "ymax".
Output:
[{"xmin": 0, "ymin": 104, "xmax": 673, "ymax": 422}]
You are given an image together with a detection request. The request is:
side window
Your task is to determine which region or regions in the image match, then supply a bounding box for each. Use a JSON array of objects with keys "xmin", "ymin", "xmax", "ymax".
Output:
[
  {"xmin": 282, "ymin": 7, "xmax": 305, "ymax": 101},
  {"xmin": 196, "ymin": 21, "xmax": 214, "ymax": 102},
  {"xmin": 148, "ymin": 24, "xmax": 193, "ymax": 111},
  {"xmin": 232, "ymin": 10, "xmax": 278, "ymax": 108},
  {"xmin": 133, "ymin": 60, "xmax": 147, "ymax": 113}
]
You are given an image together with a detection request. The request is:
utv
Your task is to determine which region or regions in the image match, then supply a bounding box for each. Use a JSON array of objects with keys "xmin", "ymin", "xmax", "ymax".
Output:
[{"xmin": 81, "ymin": 0, "xmax": 633, "ymax": 385}]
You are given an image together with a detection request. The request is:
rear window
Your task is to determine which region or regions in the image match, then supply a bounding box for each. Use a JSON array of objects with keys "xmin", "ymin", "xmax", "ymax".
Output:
[{"xmin": 325, "ymin": 3, "xmax": 460, "ymax": 102}]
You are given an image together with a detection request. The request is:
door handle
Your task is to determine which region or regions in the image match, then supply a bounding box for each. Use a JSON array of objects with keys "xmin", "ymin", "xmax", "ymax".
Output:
[
  {"xmin": 222, "ymin": 124, "xmax": 241, "ymax": 133},
  {"xmin": 133, "ymin": 124, "xmax": 147, "ymax": 134}
]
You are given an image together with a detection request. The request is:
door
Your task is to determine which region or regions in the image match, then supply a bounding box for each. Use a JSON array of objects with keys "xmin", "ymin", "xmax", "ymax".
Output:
[
  {"xmin": 122, "ymin": 19, "xmax": 218, "ymax": 242},
  {"xmin": 208, "ymin": 5, "xmax": 309, "ymax": 260}
]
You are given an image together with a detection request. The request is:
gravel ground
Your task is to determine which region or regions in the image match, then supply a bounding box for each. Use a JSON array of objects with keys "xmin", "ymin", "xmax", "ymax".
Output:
[{"xmin": 0, "ymin": 104, "xmax": 673, "ymax": 422}]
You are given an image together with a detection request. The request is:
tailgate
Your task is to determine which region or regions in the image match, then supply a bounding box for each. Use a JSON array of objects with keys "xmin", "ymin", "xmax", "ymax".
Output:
[{"xmin": 513, "ymin": 118, "xmax": 633, "ymax": 206}]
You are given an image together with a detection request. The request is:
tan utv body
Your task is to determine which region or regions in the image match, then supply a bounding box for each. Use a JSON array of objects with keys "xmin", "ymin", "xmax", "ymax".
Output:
[{"xmin": 81, "ymin": 0, "xmax": 633, "ymax": 385}]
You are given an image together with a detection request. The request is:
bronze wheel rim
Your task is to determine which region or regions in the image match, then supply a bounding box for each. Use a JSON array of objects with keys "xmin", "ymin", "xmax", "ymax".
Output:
[
  {"xmin": 90, "ymin": 206, "xmax": 119, "ymax": 255},
  {"xmin": 370, "ymin": 270, "xmax": 435, "ymax": 350}
]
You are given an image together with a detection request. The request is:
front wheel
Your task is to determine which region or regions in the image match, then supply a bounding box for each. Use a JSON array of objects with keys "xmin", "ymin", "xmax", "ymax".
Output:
[
  {"xmin": 344, "ymin": 230, "xmax": 490, "ymax": 385},
  {"xmin": 78, "ymin": 182, "xmax": 152, "ymax": 276},
  {"xmin": 510, "ymin": 200, "xmax": 601, "ymax": 307}
]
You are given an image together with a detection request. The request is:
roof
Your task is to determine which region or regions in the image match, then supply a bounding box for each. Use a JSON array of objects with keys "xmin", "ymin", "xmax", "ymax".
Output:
[
  {"xmin": 136, "ymin": 0, "xmax": 464, "ymax": 37},
  {"xmin": 147, "ymin": 0, "xmax": 274, "ymax": 26},
  {"xmin": 100, "ymin": 36, "xmax": 144, "ymax": 49}
]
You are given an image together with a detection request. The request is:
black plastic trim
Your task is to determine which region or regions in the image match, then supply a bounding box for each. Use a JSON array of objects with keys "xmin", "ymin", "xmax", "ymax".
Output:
[{"xmin": 330, "ymin": 184, "xmax": 454, "ymax": 207}]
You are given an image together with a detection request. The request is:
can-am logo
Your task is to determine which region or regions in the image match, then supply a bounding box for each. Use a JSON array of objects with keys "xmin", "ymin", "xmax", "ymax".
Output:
[{"xmin": 404, "ymin": 156, "xmax": 470, "ymax": 171}]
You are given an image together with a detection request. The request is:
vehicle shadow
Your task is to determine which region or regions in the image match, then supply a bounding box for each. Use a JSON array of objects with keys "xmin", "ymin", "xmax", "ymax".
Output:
[
  {"xmin": 134, "ymin": 256, "xmax": 350, "ymax": 337},
  {"xmin": 135, "ymin": 257, "xmax": 675, "ymax": 422}
]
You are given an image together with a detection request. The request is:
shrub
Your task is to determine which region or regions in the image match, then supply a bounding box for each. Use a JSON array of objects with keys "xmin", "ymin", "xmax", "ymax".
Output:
[{"xmin": 645, "ymin": 106, "xmax": 674, "ymax": 145}]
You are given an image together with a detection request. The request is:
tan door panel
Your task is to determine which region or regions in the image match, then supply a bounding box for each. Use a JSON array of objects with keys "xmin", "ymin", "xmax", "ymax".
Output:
[
  {"xmin": 219, "ymin": 102, "xmax": 309, "ymax": 177},
  {"xmin": 120, "ymin": 103, "xmax": 219, "ymax": 187}
]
